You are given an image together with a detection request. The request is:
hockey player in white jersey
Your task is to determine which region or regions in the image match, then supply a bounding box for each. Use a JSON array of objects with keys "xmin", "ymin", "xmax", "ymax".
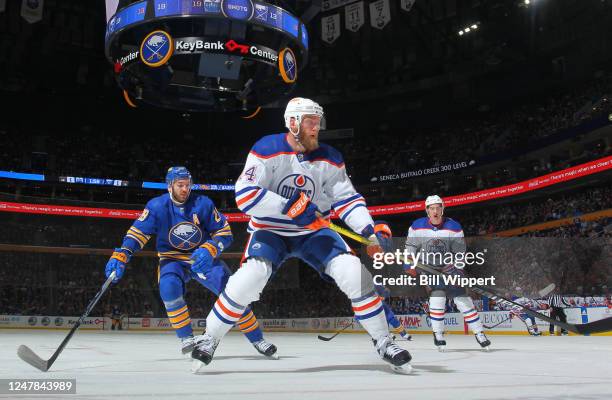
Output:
[
  {"xmin": 405, "ymin": 195, "xmax": 491, "ymax": 351},
  {"xmin": 191, "ymin": 97, "xmax": 412, "ymax": 374},
  {"xmin": 511, "ymin": 296, "xmax": 543, "ymax": 336}
]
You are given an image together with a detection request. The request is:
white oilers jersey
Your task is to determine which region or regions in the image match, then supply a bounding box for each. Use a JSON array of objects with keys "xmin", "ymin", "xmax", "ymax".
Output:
[
  {"xmin": 235, "ymin": 133, "xmax": 374, "ymax": 236},
  {"xmin": 405, "ymin": 217, "xmax": 466, "ymax": 267},
  {"xmin": 511, "ymin": 297, "xmax": 538, "ymax": 312}
]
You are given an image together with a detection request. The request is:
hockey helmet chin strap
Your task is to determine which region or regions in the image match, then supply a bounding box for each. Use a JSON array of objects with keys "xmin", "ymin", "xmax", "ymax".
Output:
[{"xmin": 288, "ymin": 117, "xmax": 302, "ymax": 143}]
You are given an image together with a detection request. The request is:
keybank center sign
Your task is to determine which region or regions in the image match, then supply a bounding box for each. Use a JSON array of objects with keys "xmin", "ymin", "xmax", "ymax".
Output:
[{"xmin": 173, "ymin": 37, "xmax": 279, "ymax": 64}]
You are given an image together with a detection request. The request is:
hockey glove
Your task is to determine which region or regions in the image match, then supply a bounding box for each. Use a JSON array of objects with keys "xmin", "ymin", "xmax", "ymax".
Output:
[
  {"xmin": 362, "ymin": 221, "xmax": 393, "ymax": 258},
  {"xmin": 282, "ymin": 192, "xmax": 329, "ymax": 230},
  {"xmin": 190, "ymin": 241, "xmax": 220, "ymax": 276},
  {"xmin": 105, "ymin": 248, "xmax": 131, "ymax": 283}
]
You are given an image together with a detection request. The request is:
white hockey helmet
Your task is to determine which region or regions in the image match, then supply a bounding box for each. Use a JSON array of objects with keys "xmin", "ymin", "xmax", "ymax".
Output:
[
  {"xmin": 284, "ymin": 97, "xmax": 325, "ymax": 136},
  {"xmin": 425, "ymin": 195, "xmax": 444, "ymax": 208}
]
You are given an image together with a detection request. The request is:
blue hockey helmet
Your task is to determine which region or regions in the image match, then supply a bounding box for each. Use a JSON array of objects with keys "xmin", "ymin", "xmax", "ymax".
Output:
[{"xmin": 166, "ymin": 166, "xmax": 192, "ymax": 185}]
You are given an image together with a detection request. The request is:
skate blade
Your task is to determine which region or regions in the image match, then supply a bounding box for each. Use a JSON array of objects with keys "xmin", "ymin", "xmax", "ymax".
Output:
[
  {"xmin": 391, "ymin": 363, "xmax": 412, "ymax": 375},
  {"xmin": 191, "ymin": 359, "xmax": 206, "ymax": 374},
  {"xmin": 265, "ymin": 353, "xmax": 280, "ymax": 360},
  {"xmin": 481, "ymin": 346, "xmax": 491, "ymax": 352},
  {"xmin": 436, "ymin": 345, "xmax": 446, "ymax": 352}
]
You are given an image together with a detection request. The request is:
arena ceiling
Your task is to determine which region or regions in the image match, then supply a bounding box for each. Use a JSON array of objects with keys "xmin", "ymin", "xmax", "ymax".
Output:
[{"xmin": 0, "ymin": 0, "xmax": 610, "ymax": 110}]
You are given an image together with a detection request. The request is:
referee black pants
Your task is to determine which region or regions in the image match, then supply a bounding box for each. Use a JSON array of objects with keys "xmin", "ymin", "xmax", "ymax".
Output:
[{"xmin": 549, "ymin": 307, "xmax": 568, "ymax": 334}]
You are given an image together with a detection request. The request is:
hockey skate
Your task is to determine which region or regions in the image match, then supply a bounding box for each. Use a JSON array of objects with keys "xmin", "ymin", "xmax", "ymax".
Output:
[
  {"xmin": 253, "ymin": 339, "xmax": 279, "ymax": 360},
  {"xmin": 391, "ymin": 326, "xmax": 413, "ymax": 341},
  {"xmin": 373, "ymin": 335, "xmax": 412, "ymax": 374},
  {"xmin": 433, "ymin": 332, "xmax": 446, "ymax": 352},
  {"xmin": 528, "ymin": 326, "xmax": 542, "ymax": 336},
  {"xmin": 190, "ymin": 333, "xmax": 219, "ymax": 373},
  {"xmin": 180, "ymin": 335, "xmax": 196, "ymax": 356},
  {"xmin": 475, "ymin": 331, "xmax": 491, "ymax": 351}
]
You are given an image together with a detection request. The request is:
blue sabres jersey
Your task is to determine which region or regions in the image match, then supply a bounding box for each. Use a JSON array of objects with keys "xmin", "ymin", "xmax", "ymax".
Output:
[{"xmin": 121, "ymin": 193, "xmax": 232, "ymax": 262}]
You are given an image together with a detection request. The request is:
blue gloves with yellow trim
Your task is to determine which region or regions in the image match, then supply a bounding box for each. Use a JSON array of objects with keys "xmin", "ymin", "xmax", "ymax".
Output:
[
  {"xmin": 190, "ymin": 240, "xmax": 220, "ymax": 276},
  {"xmin": 105, "ymin": 248, "xmax": 131, "ymax": 283}
]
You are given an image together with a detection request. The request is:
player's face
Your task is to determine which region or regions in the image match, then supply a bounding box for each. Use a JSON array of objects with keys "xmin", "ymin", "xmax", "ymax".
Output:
[
  {"xmin": 426, "ymin": 204, "xmax": 444, "ymax": 224},
  {"xmin": 170, "ymin": 178, "xmax": 191, "ymax": 203},
  {"xmin": 299, "ymin": 115, "xmax": 321, "ymax": 151}
]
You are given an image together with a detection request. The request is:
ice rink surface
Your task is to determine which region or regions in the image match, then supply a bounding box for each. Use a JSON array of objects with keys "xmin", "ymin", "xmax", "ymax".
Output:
[{"xmin": 0, "ymin": 330, "xmax": 610, "ymax": 400}]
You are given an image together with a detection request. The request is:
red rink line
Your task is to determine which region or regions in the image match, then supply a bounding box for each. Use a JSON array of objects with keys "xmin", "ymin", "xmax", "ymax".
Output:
[{"xmin": 1, "ymin": 155, "xmax": 610, "ymax": 221}]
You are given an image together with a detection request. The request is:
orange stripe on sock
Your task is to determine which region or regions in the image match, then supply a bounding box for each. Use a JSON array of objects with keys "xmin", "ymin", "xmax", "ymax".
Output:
[
  {"xmin": 238, "ymin": 311, "xmax": 254, "ymax": 324},
  {"xmin": 169, "ymin": 312, "xmax": 190, "ymax": 324},
  {"xmin": 173, "ymin": 318, "xmax": 191, "ymax": 329},
  {"xmin": 239, "ymin": 319, "xmax": 258, "ymax": 331},
  {"xmin": 167, "ymin": 305, "xmax": 188, "ymax": 317},
  {"xmin": 241, "ymin": 321, "xmax": 259, "ymax": 333},
  {"xmin": 215, "ymin": 299, "xmax": 242, "ymax": 319},
  {"xmin": 352, "ymin": 297, "xmax": 381, "ymax": 312}
]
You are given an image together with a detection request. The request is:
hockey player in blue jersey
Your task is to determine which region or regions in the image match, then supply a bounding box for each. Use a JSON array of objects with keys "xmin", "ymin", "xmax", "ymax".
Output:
[
  {"xmin": 190, "ymin": 98, "xmax": 412, "ymax": 374},
  {"xmin": 104, "ymin": 167, "xmax": 277, "ymax": 359}
]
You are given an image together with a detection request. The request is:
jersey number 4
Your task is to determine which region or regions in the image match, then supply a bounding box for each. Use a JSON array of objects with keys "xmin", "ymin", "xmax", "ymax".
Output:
[{"xmin": 243, "ymin": 166, "xmax": 257, "ymax": 182}]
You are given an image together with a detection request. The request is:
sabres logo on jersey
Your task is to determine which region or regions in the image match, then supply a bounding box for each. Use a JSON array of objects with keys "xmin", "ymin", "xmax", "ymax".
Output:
[
  {"xmin": 168, "ymin": 222, "xmax": 202, "ymax": 250},
  {"xmin": 277, "ymin": 174, "xmax": 316, "ymax": 199}
]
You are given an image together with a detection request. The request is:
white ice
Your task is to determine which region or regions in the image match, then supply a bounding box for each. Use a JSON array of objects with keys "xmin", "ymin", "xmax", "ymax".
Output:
[{"xmin": 1, "ymin": 330, "xmax": 610, "ymax": 400}]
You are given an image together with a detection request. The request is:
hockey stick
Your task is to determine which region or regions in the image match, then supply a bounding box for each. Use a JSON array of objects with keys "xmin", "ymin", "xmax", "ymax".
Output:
[
  {"xmin": 317, "ymin": 323, "xmax": 353, "ymax": 341},
  {"xmin": 327, "ymin": 222, "xmax": 612, "ymax": 335},
  {"xmin": 412, "ymin": 262, "xmax": 611, "ymax": 335},
  {"xmin": 484, "ymin": 283, "xmax": 557, "ymax": 329},
  {"xmin": 17, "ymin": 271, "xmax": 116, "ymax": 372},
  {"xmin": 483, "ymin": 316, "xmax": 512, "ymax": 330}
]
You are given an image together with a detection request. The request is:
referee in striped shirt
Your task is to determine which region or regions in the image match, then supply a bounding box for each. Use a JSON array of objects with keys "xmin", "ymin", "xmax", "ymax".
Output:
[{"xmin": 547, "ymin": 292, "xmax": 571, "ymax": 335}]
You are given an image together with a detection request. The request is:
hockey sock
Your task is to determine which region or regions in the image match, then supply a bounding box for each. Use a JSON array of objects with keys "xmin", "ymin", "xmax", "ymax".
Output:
[
  {"xmin": 207, "ymin": 257, "xmax": 273, "ymax": 340},
  {"xmin": 454, "ymin": 296, "xmax": 484, "ymax": 333},
  {"xmin": 237, "ymin": 309, "xmax": 263, "ymax": 343},
  {"xmin": 324, "ymin": 254, "xmax": 389, "ymax": 340},
  {"xmin": 166, "ymin": 303, "xmax": 192, "ymax": 337},
  {"xmin": 160, "ymin": 274, "xmax": 192, "ymax": 338},
  {"xmin": 207, "ymin": 291, "xmax": 247, "ymax": 339},
  {"xmin": 429, "ymin": 295, "xmax": 446, "ymax": 333},
  {"xmin": 352, "ymin": 291, "xmax": 388, "ymax": 340}
]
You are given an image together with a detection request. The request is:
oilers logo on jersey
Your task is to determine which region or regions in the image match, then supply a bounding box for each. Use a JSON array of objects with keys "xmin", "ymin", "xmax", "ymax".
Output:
[
  {"xmin": 168, "ymin": 222, "xmax": 202, "ymax": 250},
  {"xmin": 277, "ymin": 174, "xmax": 316, "ymax": 199},
  {"xmin": 425, "ymin": 238, "xmax": 448, "ymax": 255}
]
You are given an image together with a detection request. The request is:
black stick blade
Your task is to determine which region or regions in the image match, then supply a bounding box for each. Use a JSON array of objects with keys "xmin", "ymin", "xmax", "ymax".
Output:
[
  {"xmin": 17, "ymin": 345, "xmax": 49, "ymax": 372},
  {"xmin": 317, "ymin": 335, "xmax": 334, "ymax": 341},
  {"xmin": 576, "ymin": 316, "xmax": 612, "ymax": 335}
]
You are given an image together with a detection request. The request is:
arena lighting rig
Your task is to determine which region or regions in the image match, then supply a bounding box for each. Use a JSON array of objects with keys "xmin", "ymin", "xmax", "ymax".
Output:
[{"xmin": 104, "ymin": 0, "xmax": 310, "ymax": 111}]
